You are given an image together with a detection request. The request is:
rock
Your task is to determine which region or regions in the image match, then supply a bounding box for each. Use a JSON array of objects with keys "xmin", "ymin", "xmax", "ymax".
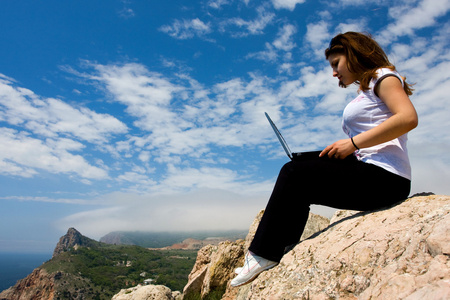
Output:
[
  {"xmin": 182, "ymin": 195, "xmax": 449, "ymax": 299},
  {"xmin": 112, "ymin": 284, "xmax": 178, "ymax": 300},
  {"xmin": 241, "ymin": 195, "xmax": 450, "ymax": 299},
  {"xmin": 0, "ymin": 269, "xmax": 55, "ymax": 300},
  {"xmin": 183, "ymin": 211, "xmax": 330, "ymax": 299},
  {"xmin": 53, "ymin": 227, "xmax": 99, "ymax": 258},
  {"xmin": 183, "ymin": 241, "xmax": 246, "ymax": 300}
]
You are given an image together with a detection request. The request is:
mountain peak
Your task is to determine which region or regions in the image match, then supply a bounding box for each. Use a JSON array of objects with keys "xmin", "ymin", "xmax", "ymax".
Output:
[{"xmin": 53, "ymin": 227, "xmax": 99, "ymax": 258}]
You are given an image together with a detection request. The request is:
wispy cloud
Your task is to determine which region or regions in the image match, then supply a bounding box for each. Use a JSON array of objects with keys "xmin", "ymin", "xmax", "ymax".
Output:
[
  {"xmin": 208, "ymin": 0, "xmax": 232, "ymax": 9},
  {"xmin": 273, "ymin": 24, "xmax": 297, "ymax": 51},
  {"xmin": 271, "ymin": 0, "xmax": 306, "ymax": 10},
  {"xmin": 54, "ymin": 188, "xmax": 273, "ymax": 238},
  {"xmin": 160, "ymin": 4, "xmax": 276, "ymax": 40},
  {"xmin": 219, "ymin": 5, "xmax": 275, "ymax": 37},
  {"xmin": 378, "ymin": 0, "xmax": 450, "ymax": 43},
  {"xmin": 0, "ymin": 128, "xmax": 109, "ymax": 179},
  {"xmin": 305, "ymin": 21, "xmax": 332, "ymax": 58},
  {"xmin": 0, "ymin": 74, "xmax": 127, "ymax": 143},
  {"xmin": 159, "ymin": 18, "xmax": 212, "ymax": 39},
  {"xmin": 118, "ymin": 0, "xmax": 135, "ymax": 19},
  {"xmin": 0, "ymin": 74, "xmax": 127, "ymax": 180},
  {"xmin": 247, "ymin": 23, "xmax": 297, "ymax": 65}
]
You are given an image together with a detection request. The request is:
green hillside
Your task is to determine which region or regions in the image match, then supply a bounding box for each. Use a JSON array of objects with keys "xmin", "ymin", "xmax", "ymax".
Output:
[{"xmin": 43, "ymin": 243, "xmax": 197, "ymax": 299}]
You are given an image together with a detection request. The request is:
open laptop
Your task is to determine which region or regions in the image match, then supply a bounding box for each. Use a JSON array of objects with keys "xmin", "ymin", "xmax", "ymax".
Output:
[{"xmin": 265, "ymin": 112, "xmax": 323, "ymax": 161}]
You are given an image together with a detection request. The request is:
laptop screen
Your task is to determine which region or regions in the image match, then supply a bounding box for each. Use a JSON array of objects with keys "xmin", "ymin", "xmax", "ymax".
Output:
[{"xmin": 265, "ymin": 112, "xmax": 293, "ymax": 159}]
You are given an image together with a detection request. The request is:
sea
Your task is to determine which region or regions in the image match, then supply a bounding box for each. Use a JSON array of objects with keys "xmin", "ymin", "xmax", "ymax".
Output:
[{"xmin": 0, "ymin": 252, "xmax": 52, "ymax": 292}]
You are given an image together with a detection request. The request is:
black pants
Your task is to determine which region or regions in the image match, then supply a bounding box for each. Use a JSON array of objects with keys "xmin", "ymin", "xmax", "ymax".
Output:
[{"xmin": 248, "ymin": 155, "xmax": 411, "ymax": 262}]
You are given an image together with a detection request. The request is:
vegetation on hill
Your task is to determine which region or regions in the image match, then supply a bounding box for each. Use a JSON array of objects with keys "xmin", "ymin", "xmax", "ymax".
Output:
[{"xmin": 43, "ymin": 243, "xmax": 197, "ymax": 299}]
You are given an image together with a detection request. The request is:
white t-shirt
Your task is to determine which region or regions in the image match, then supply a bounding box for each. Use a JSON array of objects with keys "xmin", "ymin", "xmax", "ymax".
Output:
[{"xmin": 342, "ymin": 68, "xmax": 411, "ymax": 180}]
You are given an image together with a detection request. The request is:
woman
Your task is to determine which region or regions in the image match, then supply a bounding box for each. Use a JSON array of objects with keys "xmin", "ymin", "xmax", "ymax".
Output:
[{"xmin": 231, "ymin": 32, "xmax": 418, "ymax": 287}]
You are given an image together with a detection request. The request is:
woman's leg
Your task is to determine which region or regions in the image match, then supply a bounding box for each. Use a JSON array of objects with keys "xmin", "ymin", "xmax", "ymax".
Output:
[{"xmin": 248, "ymin": 157, "xmax": 410, "ymax": 262}]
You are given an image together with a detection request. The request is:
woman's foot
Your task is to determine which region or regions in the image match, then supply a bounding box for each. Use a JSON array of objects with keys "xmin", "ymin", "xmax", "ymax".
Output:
[{"xmin": 231, "ymin": 251, "xmax": 278, "ymax": 287}]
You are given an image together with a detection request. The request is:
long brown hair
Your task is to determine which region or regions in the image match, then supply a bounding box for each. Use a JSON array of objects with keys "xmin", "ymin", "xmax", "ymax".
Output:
[{"xmin": 325, "ymin": 32, "xmax": 413, "ymax": 95}]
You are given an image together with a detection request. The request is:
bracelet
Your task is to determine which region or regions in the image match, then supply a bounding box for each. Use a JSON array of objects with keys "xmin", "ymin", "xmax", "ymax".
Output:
[{"xmin": 351, "ymin": 137, "xmax": 360, "ymax": 150}]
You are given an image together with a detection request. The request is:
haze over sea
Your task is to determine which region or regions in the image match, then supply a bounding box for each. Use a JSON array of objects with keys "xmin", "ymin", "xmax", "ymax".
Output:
[{"xmin": 0, "ymin": 252, "xmax": 51, "ymax": 292}]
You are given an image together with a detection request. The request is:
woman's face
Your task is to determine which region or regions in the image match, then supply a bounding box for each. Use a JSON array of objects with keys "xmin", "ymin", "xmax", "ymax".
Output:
[{"xmin": 327, "ymin": 53, "xmax": 357, "ymax": 86}]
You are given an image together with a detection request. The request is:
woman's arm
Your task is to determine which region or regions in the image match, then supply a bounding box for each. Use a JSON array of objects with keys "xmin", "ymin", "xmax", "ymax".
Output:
[{"xmin": 320, "ymin": 76, "xmax": 418, "ymax": 159}]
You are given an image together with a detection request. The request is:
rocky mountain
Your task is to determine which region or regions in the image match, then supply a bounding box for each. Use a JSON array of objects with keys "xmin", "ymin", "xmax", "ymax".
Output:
[
  {"xmin": 0, "ymin": 229, "xmax": 197, "ymax": 300},
  {"xmin": 114, "ymin": 194, "xmax": 449, "ymax": 299},
  {"xmin": 52, "ymin": 227, "xmax": 100, "ymax": 258},
  {"xmin": 1, "ymin": 228, "xmax": 104, "ymax": 300}
]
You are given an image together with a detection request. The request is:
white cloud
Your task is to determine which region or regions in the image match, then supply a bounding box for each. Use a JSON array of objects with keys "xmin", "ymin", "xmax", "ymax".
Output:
[
  {"xmin": 55, "ymin": 188, "xmax": 271, "ymax": 238},
  {"xmin": 0, "ymin": 128, "xmax": 108, "ymax": 179},
  {"xmin": 85, "ymin": 64, "xmax": 196, "ymax": 157},
  {"xmin": 208, "ymin": 0, "xmax": 231, "ymax": 9},
  {"xmin": 117, "ymin": 171, "xmax": 156, "ymax": 188},
  {"xmin": 83, "ymin": 63, "xmax": 284, "ymax": 163},
  {"xmin": 246, "ymin": 23, "xmax": 297, "ymax": 64},
  {"xmin": 220, "ymin": 5, "xmax": 275, "ymax": 37},
  {"xmin": 118, "ymin": 0, "xmax": 135, "ymax": 18},
  {"xmin": 379, "ymin": 22, "xmax": 450, "ymax": 195},
  {"xmin": 119, "ymin": 8, "xmax": 135, "ymax": 19},
  {"xmin": 0, "ymin": 74, "xmax": 128, "ymax": 180},
  {"xmin": 0, "ymin": 195, "xmax": 95, "ymax": 205},
  {"xmin": 273, "ymin": 23, "xmax": 297, "ymax": 51},
  {"xmin": 0, "ymin": 74, "xmax": 128, "ymax": 144},
  {"xmin": 246, "ymin": 42, "xmax": 279, "ymax": 62},
  {"xmin": 305, "ymin": 21, "xmax": 331, "ymax": 57},
  {"xmin": 378, "ymin": 0, "xmax": 450, "ymax": 43},
  {"xmin": 271, "ymin": 0, "xmax": 306, "ymax": 10},
  {"xmin": 159, "ymin": 18, "xmax": 211, "ymax": 39},
  {"xmin": 335, "ymin": 19, "xmax": 368, "ymax": 34}
]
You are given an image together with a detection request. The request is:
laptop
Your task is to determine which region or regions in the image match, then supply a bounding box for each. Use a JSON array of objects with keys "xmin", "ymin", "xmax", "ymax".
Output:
[{"xmin": 265, "ymin": 112, "xmax": 323, "ymax": 161}]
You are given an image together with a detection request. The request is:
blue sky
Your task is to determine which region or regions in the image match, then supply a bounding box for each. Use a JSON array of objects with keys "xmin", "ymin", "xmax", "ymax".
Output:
[{"xmin": 1, "ymin": 0, "xmax": 449, "ymax": 254}]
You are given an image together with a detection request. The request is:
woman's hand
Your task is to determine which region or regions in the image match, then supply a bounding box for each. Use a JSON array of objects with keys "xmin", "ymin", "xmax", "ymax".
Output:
[{"xmin": 320, "ymin": 138, "xmax": 356, "ymax": 159}]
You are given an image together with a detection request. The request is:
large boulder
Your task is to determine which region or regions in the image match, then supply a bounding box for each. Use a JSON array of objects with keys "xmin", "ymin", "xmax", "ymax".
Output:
[
  {"xmin": 182, "ymin": 195, "xmax": 449, "ymax": 299},
  {"xmin": 241, "ymin": 195, "xmax": 450, "ymax": 299},
  {"xmin": 183, "ymin": 211, "xmax": 330, "ymax": 299},
  {"xmin": 112, "ymin": 284, "xmax": 180, "ymax": 300}
]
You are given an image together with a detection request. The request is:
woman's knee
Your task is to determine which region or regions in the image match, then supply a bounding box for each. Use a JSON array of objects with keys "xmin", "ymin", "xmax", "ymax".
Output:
[{"xmin": 279, "ymin": 161, "xmax": 296, "ymax": 177}]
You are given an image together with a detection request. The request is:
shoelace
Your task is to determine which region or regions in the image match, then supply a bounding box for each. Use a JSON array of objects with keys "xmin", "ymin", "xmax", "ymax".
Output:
[
  {"xmin": 244, "ymin": 252, "xmax": 259, "ymax": 273},
  {"xmin": 244, "ymin": 253, "xmax": 251, "ymax": 272}
]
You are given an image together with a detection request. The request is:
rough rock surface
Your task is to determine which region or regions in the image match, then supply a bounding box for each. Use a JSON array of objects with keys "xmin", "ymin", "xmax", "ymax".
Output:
[
  {"xmin": 183, "ymin": 211, "xmax": 330, "ymax": 299},
  {"xmin": 112, "ymin": 284, "xmax": 180, "ymax": 300},
  {"xmin": 239, "ymin": 195, "xmax": 450, "ymax": 299},
  {"xmin": 0, "ymin": 269, "xmax": 55, "ymax": 300}
]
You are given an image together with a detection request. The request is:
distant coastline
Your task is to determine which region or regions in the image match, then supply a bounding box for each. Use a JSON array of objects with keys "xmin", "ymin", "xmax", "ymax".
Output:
[{"xmin": 0, "ymin": 252, "xmax": 51, "ymax": 291}]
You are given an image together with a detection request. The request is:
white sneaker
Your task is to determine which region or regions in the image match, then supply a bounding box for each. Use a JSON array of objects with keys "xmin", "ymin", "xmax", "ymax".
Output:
[
  {"xmin": 231, "ymin": 251, "xmax": 278, "ymax": 287},
  {"xmin": 234, "ymin": 267, "xmax": 242, "ymax": 274}
]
